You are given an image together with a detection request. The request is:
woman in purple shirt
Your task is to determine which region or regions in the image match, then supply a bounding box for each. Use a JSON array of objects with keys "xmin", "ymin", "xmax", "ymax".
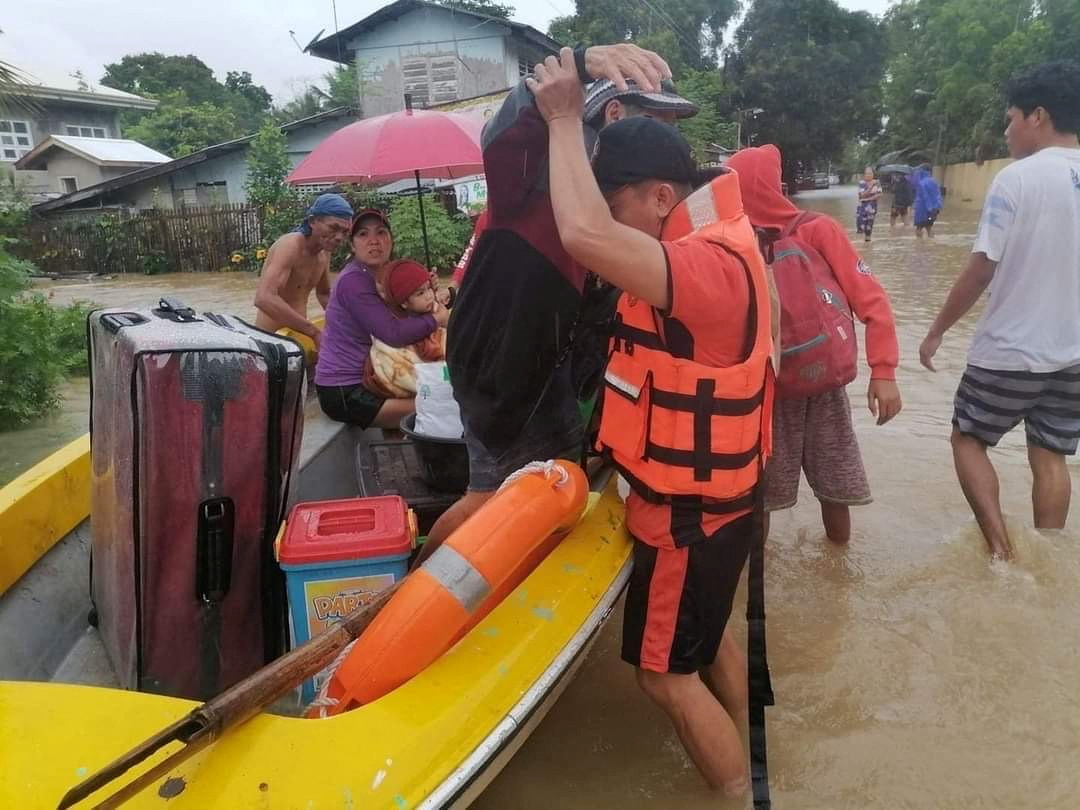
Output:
[{"xmin": 315, "ymin": 209, "xmax": 450, "ymax": 428}]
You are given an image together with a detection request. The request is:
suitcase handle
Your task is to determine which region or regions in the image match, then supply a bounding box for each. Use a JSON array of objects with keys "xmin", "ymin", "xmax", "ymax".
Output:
[
  {"xmin": 196, "ymin": 498, "xmax": 235, "ymax": 602},
  {"xmin": 100, "ymin": 312, "xmax": 148, "ymax": 333},
  {"xmin": 154, "ymin": 297, "xmax": 200, "ymax": 323}
]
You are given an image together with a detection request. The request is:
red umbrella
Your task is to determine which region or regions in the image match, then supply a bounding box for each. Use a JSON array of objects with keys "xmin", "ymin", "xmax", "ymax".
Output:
[
  {"xmin": 287, "ymin": 100, "xmax": 485, "ymax": 266},
  {"xmin": 286, "ymin": 106, "xmax": 484, "ymax": 185}
]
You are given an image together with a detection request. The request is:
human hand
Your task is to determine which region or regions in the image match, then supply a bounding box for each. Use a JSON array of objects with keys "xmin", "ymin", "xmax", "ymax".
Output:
[
  {"xmin": 867, "ymin": 379, "xmax": 902, "ymax": 425},
  {"xmin": 919, "ymin": 332, "xmax": 942, "ymax": 371},
  {"xmin": 526, "ymin": 49, "xmax": 585, "ymax": 124},
  {"xmin": 432, "ymin": 302, "xmax": 450, "ymax": 328},
  {"xmin": 436, "ymin": 286, "xmax": 451, "ymax": 307},
  {"xmin": 310, "ymin": 327, "xmax": 323, "ymax": 352},
  {"xmin": 583, "ymin": 43, "xmax": 670, "ymax": 91}
]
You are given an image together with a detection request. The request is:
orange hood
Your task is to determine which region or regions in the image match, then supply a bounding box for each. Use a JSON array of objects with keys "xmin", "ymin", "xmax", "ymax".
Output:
[{"xmin": 725, "ymin": 145, "xmax": 801, "ymax": 232}]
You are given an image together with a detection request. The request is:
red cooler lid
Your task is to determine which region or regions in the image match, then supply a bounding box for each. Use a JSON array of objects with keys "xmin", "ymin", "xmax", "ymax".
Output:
[{"xmin": 279, "ymin": 496, "xmax": 413, "ymax": 565}]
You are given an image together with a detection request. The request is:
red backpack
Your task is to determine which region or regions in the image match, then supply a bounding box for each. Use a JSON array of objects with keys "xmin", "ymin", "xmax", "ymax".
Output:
[{"xmin": 769, "ymin": 212, "xmax": 858, "ymax": 398}]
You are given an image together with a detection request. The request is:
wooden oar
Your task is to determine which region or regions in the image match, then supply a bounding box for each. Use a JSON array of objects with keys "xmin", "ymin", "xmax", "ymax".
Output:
[{"xmin": 57, "ymin": 579, "xmax": 403, "ymax": 810}]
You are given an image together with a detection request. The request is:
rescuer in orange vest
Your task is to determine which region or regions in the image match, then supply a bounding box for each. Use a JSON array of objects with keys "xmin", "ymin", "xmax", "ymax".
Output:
[{"xmin": 527, "ymin": 50, "xmax": 775, "ymax": 798}]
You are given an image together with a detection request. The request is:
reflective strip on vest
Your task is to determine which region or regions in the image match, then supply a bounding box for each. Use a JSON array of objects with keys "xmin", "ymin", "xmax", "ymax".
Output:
[{"xmin": 424, "ymin": 544, "xmax": 491, "ymax": 612}]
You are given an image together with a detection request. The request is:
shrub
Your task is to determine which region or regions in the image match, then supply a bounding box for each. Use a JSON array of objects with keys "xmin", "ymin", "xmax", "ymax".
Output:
[
  {"xmin": 0, "ymin": 205, "xmax": 97, "ymax": 429},
  {"xmin": 0, "ymin": 294, "xmax": 66, "ymax": 428},
  {"xmin": 388, "ymin": 195, "xmax": 472, "ymax": 272}
]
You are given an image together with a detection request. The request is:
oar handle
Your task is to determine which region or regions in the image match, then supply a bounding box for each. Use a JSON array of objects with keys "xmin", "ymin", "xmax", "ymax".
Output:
[{"xmin": 57, "ymin": 579, "xmax": 403, "ymax": 810}]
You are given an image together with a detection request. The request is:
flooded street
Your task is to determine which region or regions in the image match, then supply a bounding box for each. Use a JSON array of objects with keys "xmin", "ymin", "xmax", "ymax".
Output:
[
  {"xmin": 3, "ymin": 187, "xmax": 1079, "ymax": 809},
  {"xmin": 476, "ymin": 188, "xmax": 1080, "ymax": 809}
]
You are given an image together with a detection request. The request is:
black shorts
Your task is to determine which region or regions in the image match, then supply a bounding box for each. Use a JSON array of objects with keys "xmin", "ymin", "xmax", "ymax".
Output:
[
  {"xmin": 953, "ymin": 364, "xmax": 1080, "ymax": 455},
  {"xmin": 622, "ymin": 514, "xmax": 753, "ymax": 674},
  {"xmin": 316, "ymin": 383, "xmax": 386, "ymax": 429},
  {"xmin": 891, "ymin": 205, "xmax": 909, "ymax": 217}
]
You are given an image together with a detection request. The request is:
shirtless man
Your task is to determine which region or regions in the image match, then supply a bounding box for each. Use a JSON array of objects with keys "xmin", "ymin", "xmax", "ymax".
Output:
[{"xmin": 253, "ymin": 193, "xmax": 354, "ymax": 346}]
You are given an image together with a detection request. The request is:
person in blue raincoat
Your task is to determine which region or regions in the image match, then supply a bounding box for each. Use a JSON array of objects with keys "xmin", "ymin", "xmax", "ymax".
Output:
[{"xmin": 913, "ymin": 164, "xmax": 944, "ymax": 238}]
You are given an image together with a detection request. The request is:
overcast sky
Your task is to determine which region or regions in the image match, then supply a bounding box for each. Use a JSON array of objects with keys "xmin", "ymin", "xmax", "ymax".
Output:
[{"xmin": 4, "ymin": 0, "xmax": 893, "ymax": 104}]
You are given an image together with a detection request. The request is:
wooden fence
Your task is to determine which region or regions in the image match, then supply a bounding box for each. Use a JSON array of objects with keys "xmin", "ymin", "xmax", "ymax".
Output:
[{"xmin": 24, "ymin": 204, "xmax": 264, "ymax": 276}]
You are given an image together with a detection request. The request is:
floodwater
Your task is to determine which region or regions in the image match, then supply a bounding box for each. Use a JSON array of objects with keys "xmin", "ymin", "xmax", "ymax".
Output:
[
  {"xmin": 0, "ymin": 273, "xmax": 261, "ymax": 485},
  {"xmin": 475, "ymin": 189, "xmax": 1080, "ymax": 809},
  {"xmin": 4, "ymin": 189, "xmax": 1080, "ymax": 809}
]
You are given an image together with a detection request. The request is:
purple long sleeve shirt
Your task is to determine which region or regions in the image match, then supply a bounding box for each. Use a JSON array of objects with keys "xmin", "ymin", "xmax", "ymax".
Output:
[{"xmin": 315, "ymin": 260, "xmax": 438, "ymax": 387}]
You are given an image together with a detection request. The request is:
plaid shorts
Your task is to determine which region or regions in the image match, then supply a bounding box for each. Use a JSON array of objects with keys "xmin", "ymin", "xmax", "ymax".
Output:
[
  {"xmin": 953, "ymin": 364, "xmax": 1080, "ymax": 455},
  {"xmin": 764, "ymin": 387, "xmax": 872, "ymax": 512}
]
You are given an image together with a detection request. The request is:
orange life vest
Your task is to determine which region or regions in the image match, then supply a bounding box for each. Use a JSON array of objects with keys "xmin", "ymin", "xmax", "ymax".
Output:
[{"xmin": 596, "ymin": 172, "xmax": 775, "ymax": 505}]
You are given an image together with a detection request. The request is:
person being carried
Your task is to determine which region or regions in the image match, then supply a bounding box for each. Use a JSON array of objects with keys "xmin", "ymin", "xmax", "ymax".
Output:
[
  {"xmin": 913, "ymin": 164, "xmax": 943, "ymax": 238},
  {"xmin": 529, "ymin": 49, "xmax": 776, "ymax": 798},
  {"xmin": 726, "ymin": 144, "xmax": 902, "ymax": 545},
  {"xmin": 254, "ymin": 193, "xmax": 354, "ymax": 345},
  {"xmin": 316, "ymin": 209, "xmax": 450, "ymax": 430},
  {"xmin": 363, "ymin": 259, "xmax": 447, "ymax": 399},
  {"xmin": 856, "ymin": 166, "xmax": 882, "ymax": 242},
  {"xmin": 919, "ymin": 60, "xmax": 1080, "ymax": 561},
  {"xmin": 418, "ymin": 42, "xmax": 693, "ymax": 562},
  {"xmin": 890, "ymin": 172, "xmax": 915, "ymax": 227}
]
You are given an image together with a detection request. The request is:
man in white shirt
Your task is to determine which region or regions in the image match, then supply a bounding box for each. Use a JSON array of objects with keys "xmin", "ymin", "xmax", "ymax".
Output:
[{"xmin": 919, "ymin": 61, "xmax": 1080, "ymax": 561}]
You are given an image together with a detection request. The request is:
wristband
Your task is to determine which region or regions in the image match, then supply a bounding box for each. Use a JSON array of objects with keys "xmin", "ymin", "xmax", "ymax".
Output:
[{"xmin": 573, "ymin": 46, "xmax": 591, "ymax": 84}]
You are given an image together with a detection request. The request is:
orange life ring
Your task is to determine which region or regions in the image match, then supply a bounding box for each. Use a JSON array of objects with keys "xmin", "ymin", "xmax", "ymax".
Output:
[{"xmin": 311, "ymin": 460, "xmax": 588, "ymax": 716}]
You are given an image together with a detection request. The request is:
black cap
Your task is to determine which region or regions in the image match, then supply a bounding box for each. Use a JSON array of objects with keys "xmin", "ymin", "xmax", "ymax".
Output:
[{"xmin": 591, "ymin": 117, "xmax": 700, "ymax": 192}]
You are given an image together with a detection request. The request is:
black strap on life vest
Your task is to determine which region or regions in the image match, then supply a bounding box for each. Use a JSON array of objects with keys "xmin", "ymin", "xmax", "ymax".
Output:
[
  {"xmin": 747, "ymin": 477, "xmax": 774, "ymax": 808},
  {"xmin": 613, "ymin": 463, "xmax": 757, "ymax": 513}
]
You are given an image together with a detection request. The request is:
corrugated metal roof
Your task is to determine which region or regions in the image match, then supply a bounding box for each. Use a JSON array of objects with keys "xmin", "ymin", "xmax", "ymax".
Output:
[{"xmin": 48, "ymin": 136, "xmax": 172, "ymax": 164}]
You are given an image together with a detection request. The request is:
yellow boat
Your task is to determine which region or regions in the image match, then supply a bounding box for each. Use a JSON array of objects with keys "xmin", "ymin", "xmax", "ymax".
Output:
[{"xmin": 0, "ymin": 327, "xmax": 632, "ymax": 809}]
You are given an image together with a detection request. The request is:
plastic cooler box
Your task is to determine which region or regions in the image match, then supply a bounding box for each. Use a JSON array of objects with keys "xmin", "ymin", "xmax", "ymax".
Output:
[{"xmin": 278, "ymin": 495, "xmax": 416, "ymax": 702}]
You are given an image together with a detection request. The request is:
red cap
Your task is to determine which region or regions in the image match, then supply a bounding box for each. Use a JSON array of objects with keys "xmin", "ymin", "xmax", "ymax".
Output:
[
  {"xmin": 385, "ymin": 259, "xmax": 432, "ymax": 307},
  {"xmin": 351, "ymin": 208, "xmax": 391, "ymax": 237}
]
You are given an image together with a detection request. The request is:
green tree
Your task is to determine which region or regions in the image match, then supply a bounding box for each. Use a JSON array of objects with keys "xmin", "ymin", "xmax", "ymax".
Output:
[
  {"xmin": 225, "ymin": 70, "xmax": 274, "ymax": 131},
  {"xmin": 101, "ymin": 53, "xmax": 272, "ymax": 147},
  {"xmin": 433, "ymin": 0, "xmax": 514, "ymax": 19},
  {"xmin": 675, "ymin": 68, "xmax": 738, "ymax": 158},
  {"xmin": 546, "ymin": 0, "xmax": 741, "ymax": 72},
  {"xmin": 728, "ymin": 0, "xmax": 886, "ymax": 181},
  {"xmin": 245, "ymin": 122, "xmax": 303, "ymax": 242},
  {"xmin": 102, "ymin": 53, "xmax": 227, "ymax": 105},
  {"xmin": 878, "ymin": 0, "xmax": 1076, "ymax": 164},
  {"xmin": 124, "ymin": 91, "xmax": 240, "ymax": 156}
]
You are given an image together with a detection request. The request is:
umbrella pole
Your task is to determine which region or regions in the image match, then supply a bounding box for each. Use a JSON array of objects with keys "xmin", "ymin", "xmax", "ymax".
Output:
[{"xmin": 415, "ymin": 170, "xmax": 432, "ymax": 268}]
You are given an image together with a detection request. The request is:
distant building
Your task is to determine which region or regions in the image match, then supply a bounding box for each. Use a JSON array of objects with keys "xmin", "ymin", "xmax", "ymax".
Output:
[
  {"xmin": 307, "ymin": 0, "xmax": 561, "ymax": 116},
  {"xmin": 0, "ymin": 75, "xmax": 157, "ymax": 199},
  {"xmin": 15, "ymin": 136, "xmax": 170, "ymax": 196},
  {"xmin": 31, "ymin": 107, "xmax": 359, "ymax": 215}
]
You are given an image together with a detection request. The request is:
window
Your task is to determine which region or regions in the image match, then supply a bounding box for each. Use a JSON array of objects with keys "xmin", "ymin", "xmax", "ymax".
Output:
[
  {"xmin": 0, "ymin": 119, "xmax": 32, "ymax": 161},
  {"xmin": 65, "ymin": 125, "xmax": 108, "ymax": 139},
  {"xmin": 401, "ymin": 54, "xmax": 459, "ymax": 107},
  {"xmin": 293, "ymin": 182, "xmax": 334, "ymax": 194},
  {"xmin": 59, "ymin": 177, "xmax": 78, "ymax": 194}
]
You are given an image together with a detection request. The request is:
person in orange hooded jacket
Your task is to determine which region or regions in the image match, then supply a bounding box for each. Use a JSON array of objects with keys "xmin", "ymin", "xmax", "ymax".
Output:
[{"xmin": 726, "ymin": 145, "xmax": 903, "ymax": 544}]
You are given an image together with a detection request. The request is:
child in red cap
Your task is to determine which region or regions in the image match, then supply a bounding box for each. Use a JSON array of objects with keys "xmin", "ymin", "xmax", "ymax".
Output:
[{"xmin": 364, "ymin": 259, "xmax": 446, "ymax": 397}]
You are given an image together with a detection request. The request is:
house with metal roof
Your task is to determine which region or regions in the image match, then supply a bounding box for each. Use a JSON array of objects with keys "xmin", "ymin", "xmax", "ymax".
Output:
[
  {"xmin": 15, "ymin": 136, "xmax": 171, "ymax": 197},
  {"xmin": 0, "ymin": 73, "xmax": 158, "ymax": 198},
  {"xmin": 306, "ymin": 0, "xmax": 561, "ymax": 117},
  {"xmin": 31, "ymin": 106, "xmax": 360, "ymax": 215}
]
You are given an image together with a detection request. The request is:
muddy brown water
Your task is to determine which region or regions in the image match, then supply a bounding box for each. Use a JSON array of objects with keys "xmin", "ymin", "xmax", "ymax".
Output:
[{"xmin": 5, "ymin": 189, "xmax": 1079, "ymax": 809}]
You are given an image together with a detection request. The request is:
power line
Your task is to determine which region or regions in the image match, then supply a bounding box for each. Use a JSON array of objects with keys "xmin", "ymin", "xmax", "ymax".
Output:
[{"xmin": 635, "ymin": 0, "xmax": 701, "ymax": 57}]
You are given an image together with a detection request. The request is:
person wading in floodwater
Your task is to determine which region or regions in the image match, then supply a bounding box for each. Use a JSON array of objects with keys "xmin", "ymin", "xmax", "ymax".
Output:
[
  {"xmin": 528, "ymin": 48, "xmax": 775, "ymax": 798},
  {"xmin": 253, "ymin": 193, "xmax": 354, "ymax": 347},
  {"xmin": 920, "ymin": 60, "xmax": 1080, "ymax": 560}
]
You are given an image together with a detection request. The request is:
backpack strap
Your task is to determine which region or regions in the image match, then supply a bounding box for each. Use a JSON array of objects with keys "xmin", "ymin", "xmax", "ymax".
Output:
[{"xmin": 779, "ymin": 210, "xmax": 820, "ymax": 240}]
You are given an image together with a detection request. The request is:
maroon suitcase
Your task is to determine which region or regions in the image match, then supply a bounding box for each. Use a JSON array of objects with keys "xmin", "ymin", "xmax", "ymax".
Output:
[{"xmin": 88, "ymin": 298, "xmax": 305, "ymax": 699}]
